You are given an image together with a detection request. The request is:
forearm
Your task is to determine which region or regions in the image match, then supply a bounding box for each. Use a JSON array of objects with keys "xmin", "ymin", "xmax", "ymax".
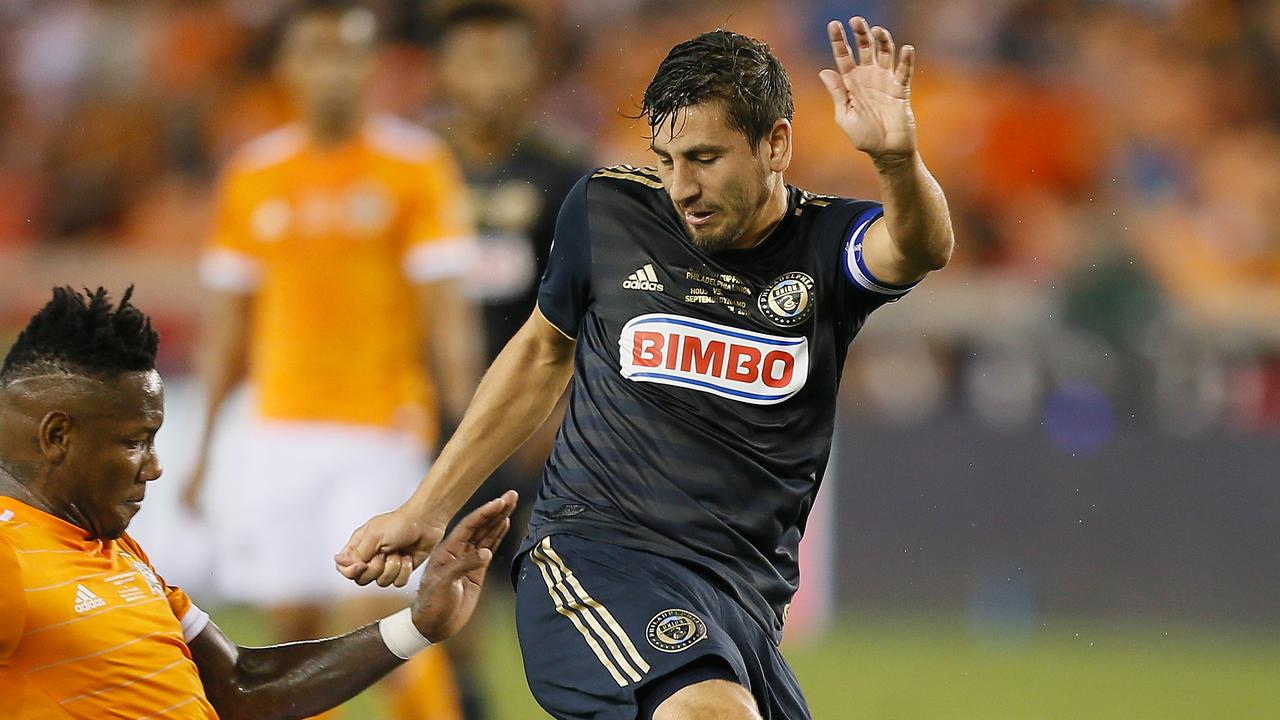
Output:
[
  {"xmin": 430, "ymin": 304, "xmax": 484, "ymax": 424},
  {"xmin": 200, "ymin": 625, "xmax": 402, "ymax": 720},
  {"xmin": 196, "ymin": 293, "xmax": 251, "ymax": 448},
  {"xmin": 407, "ymin": 314, "xmax": 573, "ymax": 521},
  {"xmin": 872, "ymin": 151, "xmax": 954, "ymax": 273}
]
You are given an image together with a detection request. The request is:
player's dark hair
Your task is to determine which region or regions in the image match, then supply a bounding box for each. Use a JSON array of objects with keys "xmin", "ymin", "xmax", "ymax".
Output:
[
  {"xmin": 0, "ymin": 287, "xmax": 159, "ymax": 385},
  {"xmin": 640, "ymin": 29, "xmax": 793, "ymax": 148},
  {"xmin": 438, "ymin": 1, "xmax": 535, "ymax": 39}
]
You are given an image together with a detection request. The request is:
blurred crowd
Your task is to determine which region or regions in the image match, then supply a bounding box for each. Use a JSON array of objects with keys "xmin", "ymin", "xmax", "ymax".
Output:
[{"xmin": 2, "ymin": 0, "xmax": 1278, "ymax": 434}]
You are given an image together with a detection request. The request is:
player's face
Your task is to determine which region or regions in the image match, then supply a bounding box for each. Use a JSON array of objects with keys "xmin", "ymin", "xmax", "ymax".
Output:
[
  {"xmin": 439, "ymin": 22, "xmax": 538, "ymax": 121},
  {"xmin": 280, "ymin": 11, "xmax": 376, "ymax": 133},
  {"xmin": 651, "ymin": 103, "xmax": 779, "ymax": 253},
  {"xmin": 60, "ymin": 371, "xmax": 165, "ymax": 540}
]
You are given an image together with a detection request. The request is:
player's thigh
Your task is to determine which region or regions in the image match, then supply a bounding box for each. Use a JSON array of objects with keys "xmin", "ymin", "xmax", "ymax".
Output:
[
  {"xmin": 653, "ymin": 678, "xmax": 761, "ymax": 720},
  {"xmin": 513, "ymin": 535, "xmax": 750, "ymax": 720}
]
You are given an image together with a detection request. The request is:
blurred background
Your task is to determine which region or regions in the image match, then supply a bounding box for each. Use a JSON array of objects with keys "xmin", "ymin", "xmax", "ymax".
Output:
[{"xmin": 2, "ymin": 0, "xmax": 1278, "ymax": 718}]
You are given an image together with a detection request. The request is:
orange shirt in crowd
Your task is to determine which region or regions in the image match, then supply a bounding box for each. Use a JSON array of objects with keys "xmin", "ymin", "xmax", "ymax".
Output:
[
  {"xmin": 200, "ymin": 115, "xmax": 475, "ymax": 444},
  {"xmin": 0, "ymin": 498, "xmax": 216, "ymax": 720}
]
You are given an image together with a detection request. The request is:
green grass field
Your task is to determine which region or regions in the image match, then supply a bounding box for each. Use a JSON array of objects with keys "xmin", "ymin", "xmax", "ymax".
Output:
[{"xmin": 211, "ymin": 602, "xmax": 1280, "ymax": 719}]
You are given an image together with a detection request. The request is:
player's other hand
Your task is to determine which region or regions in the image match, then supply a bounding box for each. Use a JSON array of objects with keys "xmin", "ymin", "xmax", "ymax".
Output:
[
  {"xmin": 409, "ymin": 491, "xmax": 517, "ymax": 642},
  {"xmin": 819, "ymin": 16, "xmax": 917, "ymax": 164},
  {"xmin": 335, "ymin": 505, "xmax": 446, "ymax": 586}
]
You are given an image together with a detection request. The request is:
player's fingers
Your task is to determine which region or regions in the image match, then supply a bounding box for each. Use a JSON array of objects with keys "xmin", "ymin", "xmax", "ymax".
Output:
[
  {"xmin": 818, "ymin": 69, "xmax": 849, "ymax": 116},
  {"xmin": 392, "ymin": 554, "xmax": 414, "ymax": 588},
  {"xmin": 895, "ymin": 45, "xmax": 915, "ymax": 90},
  {"xmin": 376, "ymin": 553, "xmax": 408, "ymax": 587},
  {"xmin": 874, "ymin": 26, "xmax": 894, "ymax": 71},
  {"xmin": 826, "ymin": 20, "xmax": 856, "ymax": 76},
  {"xmin": 357, "ymin": 553, "xmax": 388, "ymax": 586},
  {"xmin": 476, "ymin": 516, "xmax": 511, "ymax": 553},
  {"xmin": 449, "ymin": 492, "xmax": 516, "ymax": 544},
  {"xmin": 454, "ymin": 548, "xmax": 494, "ymax": 582},
  {"xmin": 850, "ymin": 16, "xmax": 874, "ymax": 66}
]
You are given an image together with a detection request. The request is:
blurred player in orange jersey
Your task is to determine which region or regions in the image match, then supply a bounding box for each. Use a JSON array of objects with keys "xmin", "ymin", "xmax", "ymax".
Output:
[
  {"xmin": 181, "ymin": 1, "xmax": 482, "ymax": 718},
  {"xmin": 0, "ymin": 287, "xmax": 515, "ymax": 720}
]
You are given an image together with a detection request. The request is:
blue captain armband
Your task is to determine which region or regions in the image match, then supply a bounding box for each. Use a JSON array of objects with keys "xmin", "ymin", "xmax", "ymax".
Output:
[{"xmin": 842, "ymin": 206, "xmax": 919, "ymax": 300}]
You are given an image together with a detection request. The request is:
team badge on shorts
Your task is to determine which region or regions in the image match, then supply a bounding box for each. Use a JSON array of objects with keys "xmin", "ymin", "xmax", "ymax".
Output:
[
  {"xmin": 758, "ymin": 272, "xmax": 815, "ymax": 327},
  {"xmin": 646, "ymin": 609, "xmax": 707, "ymax": 653}
]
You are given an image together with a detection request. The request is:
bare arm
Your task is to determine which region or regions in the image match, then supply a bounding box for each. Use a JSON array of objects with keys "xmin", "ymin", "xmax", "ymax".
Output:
[
  {"xmin": 336, "ymin": 307, "xmax": 575, "ymax": 585},
  {"xmin": 820, "ymin": 16, "xmax": 954, "ymax": 285},
  {"xmin": 191, "ymin": 492, "xmax": 514, "ymax": 720},
  {"xmin": 182, "ymin": 290, "xmax": 251, "ymax": 510},
  {"xmin": 414, "ymin": 280, "xmax": 483, "ymax": 424}
]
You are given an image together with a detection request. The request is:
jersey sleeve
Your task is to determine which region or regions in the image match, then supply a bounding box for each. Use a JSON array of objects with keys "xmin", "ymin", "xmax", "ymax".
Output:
[
  {"xmin": 536, "ymin": 173, "xmax": 593, "ymax": 337},
  {"xmin": 840, "ymin": 203, "xmax": 920, "ymax": 302},
  {"xmin": 402, "ymin": 146, "xmax": 479, "ymax": 284},
  {"xmin": 199, "ymin": 166, "xmax": 265, "ymax": 293},
  {"xmin": 0, "ymin": 539, "xmax": 24, "ymax": 660},
  {"xmin": 120, "ymin": 535, "xmax": 210, "ymax": 644}
]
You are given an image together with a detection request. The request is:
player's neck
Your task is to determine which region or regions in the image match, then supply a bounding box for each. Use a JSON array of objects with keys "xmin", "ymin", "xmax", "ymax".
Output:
[
  {"xmin": 449, "ymin": 112, "xmax": 523, "ymax": 169},
  {"xmin": 306, "ymin": 114, "xmax": 363, "ymax": 149},
  {"xmin": 0, "ymin": 464, "xmax": 54, "ymax": 515},
  {"xmin": 733, "ymin": 177, "xmax": 790, "ymax": 250}
]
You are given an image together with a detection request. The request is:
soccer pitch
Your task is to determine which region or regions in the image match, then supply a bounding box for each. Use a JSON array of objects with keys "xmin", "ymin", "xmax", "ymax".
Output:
[{"xmin": 211, "ymin": 603, "xmax": 1280, "ymax": 718}]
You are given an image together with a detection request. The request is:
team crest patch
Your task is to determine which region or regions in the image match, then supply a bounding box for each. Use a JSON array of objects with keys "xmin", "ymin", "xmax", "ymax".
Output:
[
  {"xmin": 758, "ymin": 272, "xmax": 815, "ymax": 327},
  {"xmin": 646, "ymin": 609, "xmax": 707, "ymax": 653}
]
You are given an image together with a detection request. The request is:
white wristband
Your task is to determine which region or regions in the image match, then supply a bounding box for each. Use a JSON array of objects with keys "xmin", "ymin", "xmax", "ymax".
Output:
[{"xmin": 378, "ymin": 608, "xmax": 433, "ymax": 660}]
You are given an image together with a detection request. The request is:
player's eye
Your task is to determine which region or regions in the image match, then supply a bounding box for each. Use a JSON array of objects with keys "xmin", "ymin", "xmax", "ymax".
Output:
[
  {"xmin": 695, "ymin": 155, "xmax": 718, "ymax": 165},
  {"xmin": 657, "ymin": 156, "xmax": 673, "ymax": 168}
]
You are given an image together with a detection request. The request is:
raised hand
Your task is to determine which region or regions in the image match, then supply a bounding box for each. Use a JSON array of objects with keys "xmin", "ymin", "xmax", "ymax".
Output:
[
  {"xmin": 818, "ymin": 17, "xmax": 917, "ymax": 163},
  {"xmin": 410, "ymin": 491, "xmax": 517, "ymax": 642}
]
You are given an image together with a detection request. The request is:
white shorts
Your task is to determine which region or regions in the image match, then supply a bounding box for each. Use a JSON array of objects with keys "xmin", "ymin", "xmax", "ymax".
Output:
[{"xmin": 211, "ymin": 418, "xmax": 429, "ymax": 605}]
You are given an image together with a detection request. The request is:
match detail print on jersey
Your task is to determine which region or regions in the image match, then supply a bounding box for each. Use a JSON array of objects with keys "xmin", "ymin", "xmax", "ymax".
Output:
[{"xmin": 619, "ymin": 313, "xmax": 810, "ymax": 404}]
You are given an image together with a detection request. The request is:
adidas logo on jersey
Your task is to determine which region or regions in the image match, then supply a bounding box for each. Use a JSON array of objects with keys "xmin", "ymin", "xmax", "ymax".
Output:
[
  {"xmin": 74, "ymin": 584, "xmax": 107, "ymax": 614},
  {"xmin": 624, "ymin": 264, "xmax": 664, "ymax": 292}
]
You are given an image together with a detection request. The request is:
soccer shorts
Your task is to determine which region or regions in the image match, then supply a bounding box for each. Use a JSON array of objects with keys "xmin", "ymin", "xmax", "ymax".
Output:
[
  {"xmin": 212, "ymin": 418, "xmax": 428, "ymax": 604},
  {"xmin": 514, "ymin": 534, "xmax": 811, "ymax": 720}
]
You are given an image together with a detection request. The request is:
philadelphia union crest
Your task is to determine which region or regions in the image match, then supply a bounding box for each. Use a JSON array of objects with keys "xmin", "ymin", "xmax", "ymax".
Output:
[
  {"xmin": 758, "ymin": 272, "xmax": 815, "ymax": 327},
  {"xmin": 646, "ymin": 609, "xmax": 707, "ymax": 653}
]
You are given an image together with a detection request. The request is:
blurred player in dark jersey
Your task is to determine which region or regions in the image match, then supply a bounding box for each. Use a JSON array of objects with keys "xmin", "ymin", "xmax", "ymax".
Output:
[
  {"xmin": 427, "ymin": 5, "xmax": 588, "ymax": 717},
  {"xmin": 338, "ymin": 17, "xmax": 954, "ymax": 720}
]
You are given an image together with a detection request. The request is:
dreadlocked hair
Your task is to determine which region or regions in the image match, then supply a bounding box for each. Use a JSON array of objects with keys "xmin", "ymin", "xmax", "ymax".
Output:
[
  {"xmin": 638, "ymin": 29, "xmax": 794, "ymax": 148},
  {"xmin": 0, "ymin": 287, "xmax": 159, "ymax": 385}
]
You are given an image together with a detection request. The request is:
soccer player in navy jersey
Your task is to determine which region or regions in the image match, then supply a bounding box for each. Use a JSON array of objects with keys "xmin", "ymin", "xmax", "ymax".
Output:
[{"xmin": 336, "ymin": 17, "xmax": 953, "ymax": 720}]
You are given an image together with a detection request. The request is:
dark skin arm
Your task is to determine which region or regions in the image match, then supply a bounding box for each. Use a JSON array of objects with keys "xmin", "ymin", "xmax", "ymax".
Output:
[{"xmin": 188, "ymin": 491, "xmax": 515, "ymax": 720}]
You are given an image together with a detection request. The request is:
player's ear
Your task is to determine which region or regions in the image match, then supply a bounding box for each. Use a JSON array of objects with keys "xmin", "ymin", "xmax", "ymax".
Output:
[
  {"xmin": 764, "ymin": 119, "xmax": 792, "ymax": 174},
  {"xmin": 38, "ymin": 411, "xmax": 73, "ymax": 466}
]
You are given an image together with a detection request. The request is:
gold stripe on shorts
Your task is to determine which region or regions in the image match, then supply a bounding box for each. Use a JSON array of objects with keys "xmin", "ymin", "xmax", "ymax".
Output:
[
  {"xmin": 539, "ymin": 538, "xmax": 651, "ymax": 675},
  {"xmin": 530, "ymin": 546, "xmax": 632, "ymax": 686}
]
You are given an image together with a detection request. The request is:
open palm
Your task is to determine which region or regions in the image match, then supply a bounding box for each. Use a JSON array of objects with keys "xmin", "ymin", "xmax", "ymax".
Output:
[{"xmin": 819, "ymin": 17, "xmax": 917, "ymax": 161}]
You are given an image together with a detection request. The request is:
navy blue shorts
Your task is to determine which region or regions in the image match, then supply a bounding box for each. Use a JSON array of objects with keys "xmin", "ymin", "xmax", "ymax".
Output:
[{"xmin": 514, "ymin": 533, "xmax": 811, "ymax": 720}]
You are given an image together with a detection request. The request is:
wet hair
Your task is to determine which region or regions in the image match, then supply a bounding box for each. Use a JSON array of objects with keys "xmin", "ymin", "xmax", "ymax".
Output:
[
  {"xmin": 438, "ymin": 1, "xmax": 535, "ymax": 40},
  {"xmin": 639, "ymin": 29, "xmax": 794, "ymax": 147},
  {"xmin": 0, "ymin": 287, "xmax": 159, "ymax": 385}
]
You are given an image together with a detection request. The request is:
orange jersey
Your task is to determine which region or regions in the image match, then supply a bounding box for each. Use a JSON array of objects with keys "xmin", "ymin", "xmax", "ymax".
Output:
[
  {"xmin": 200, "ymin": 116, "xmax": 476, "ymax": 439},
  {"xmin": 0, "ymin": 498, "xmax": 216, "ymax": 720}
]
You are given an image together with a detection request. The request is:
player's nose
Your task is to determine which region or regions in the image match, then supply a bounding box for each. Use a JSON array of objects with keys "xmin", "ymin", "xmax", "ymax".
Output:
[{"xmin": 667, "ymin": 163, "xmax": 701, "ymax": 205}]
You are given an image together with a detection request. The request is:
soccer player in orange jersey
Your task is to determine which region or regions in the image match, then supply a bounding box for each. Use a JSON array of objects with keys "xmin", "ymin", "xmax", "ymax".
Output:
[
  {"xmin": 0, "ymin": 287, "xmax": 515, "ymax": 720},
  {"xmin": 182, "ymin": 1, "xmax": 481, "ymax": 716}
]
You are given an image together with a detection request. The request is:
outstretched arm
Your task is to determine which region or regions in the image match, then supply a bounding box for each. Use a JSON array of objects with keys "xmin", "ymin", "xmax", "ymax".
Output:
[
  {"xmin": 820, "ymin": 16, "xmax": 954, "ymax": 285},
  {"xmin": 189, "ymin": 492, "xmax": 515, "ymax": 720},
  {"xmin": 334, "ymin": 309, "xmax": 575, "ymax": 586}
]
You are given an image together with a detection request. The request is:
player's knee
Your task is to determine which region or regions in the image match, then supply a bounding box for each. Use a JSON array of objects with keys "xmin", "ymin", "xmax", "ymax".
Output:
[{"xmin": 652, "ymin": 679, "xmax": 762, "ymax": 720}]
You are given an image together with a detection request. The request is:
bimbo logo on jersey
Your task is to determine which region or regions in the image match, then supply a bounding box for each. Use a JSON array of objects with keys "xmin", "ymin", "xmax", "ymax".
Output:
[{"xmin": 619, "ymin": 314, "xmax": 809, "ymax": 404}]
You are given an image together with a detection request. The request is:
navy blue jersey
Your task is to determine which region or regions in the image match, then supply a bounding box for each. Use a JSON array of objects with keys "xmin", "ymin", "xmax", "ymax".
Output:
[{"xmin": 520, "ymin": 165, "xmax": 916, "ymax": 641}]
